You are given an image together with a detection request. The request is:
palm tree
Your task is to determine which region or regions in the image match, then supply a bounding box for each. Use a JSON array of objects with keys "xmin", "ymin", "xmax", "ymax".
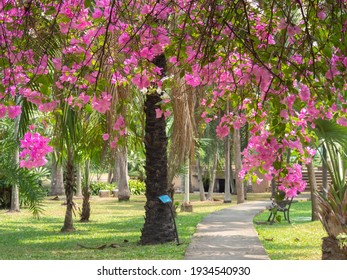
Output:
[
  {"xmin": 140, "ymin": 54, "xmax": 177, "ymax": 245},
  {"xmin": 314, "ymin": 119, "xmax": 347, "ymax": 259},
  {"xmin": 234, "ymin": 128, "xmax": 244, "ymax": 204},
  {"xmin": 50, "ymin": 152, "xmax": 64, "ymax": 196}
]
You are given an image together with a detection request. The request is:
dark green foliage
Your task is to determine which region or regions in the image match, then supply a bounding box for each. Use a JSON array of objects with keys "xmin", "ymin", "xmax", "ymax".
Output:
[
  {"xmin": 0, "ymin": 119, "xmax": 48, "ymax": 216},
  {"xmin": 89, "ymin": 181, "xmax": 115, "ymax": 196},
  {"xmin": 129, "ymin": 179, "xmax": 146, "ymax": 195},
  {"xmin": 0, "ymin": 161, "xmax": 48, "ymax": 217}
]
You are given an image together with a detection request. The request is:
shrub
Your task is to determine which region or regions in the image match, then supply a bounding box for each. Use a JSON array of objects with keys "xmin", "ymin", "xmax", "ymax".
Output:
[
  {"xmin": 89, "ymin": 181, "xmax": 115, "ymax": 196},
  {"xmin": 129, "ymin": 179, "xmax": 146, "ymax": 195}
]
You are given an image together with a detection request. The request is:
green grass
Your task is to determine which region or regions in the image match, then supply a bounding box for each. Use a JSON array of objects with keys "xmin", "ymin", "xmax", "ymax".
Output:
[
  {"xmin": 253, "ymin": 200, "xmax": 327, "ymax": 260},
  {"xmin": 1, "ymin": 192, "xmax": 325, "ymax": 260},
  {"xmin": 0, "ymin": 193, "xmax": 240, "ymax": 260}
]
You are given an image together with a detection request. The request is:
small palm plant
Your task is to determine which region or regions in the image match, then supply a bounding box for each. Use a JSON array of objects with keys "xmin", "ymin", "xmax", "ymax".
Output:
[{"xmin": 316, "ymin": 141, "xmax": 347, "ymax": 259}]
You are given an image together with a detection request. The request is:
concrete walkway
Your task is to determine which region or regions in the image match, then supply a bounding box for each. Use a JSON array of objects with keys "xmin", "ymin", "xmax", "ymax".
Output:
[{"xmin": 184, "ymin": 200, "xmax": 271, "ymax": 260}]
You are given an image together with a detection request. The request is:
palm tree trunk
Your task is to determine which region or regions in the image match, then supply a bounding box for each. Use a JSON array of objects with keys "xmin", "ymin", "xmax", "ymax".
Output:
[
  {"xmin": 10, "ymin": 151, "xmax": 20, "ymax": 212},
  {"xmin": 61, "ymin": 149, "xmax": 75, "ymax": 232},
  {"xmin": 306, "ymin": 161, "xmax": 319, "ymax": 221},
  {"xmin": 181, "ymin": 157, "xmax": 193, "ymax": 211},
  {"xmin": 207, "ymin": 144, "xmax": 218, "ymax": 201},
  {"xmin": 140, "ymin": 91, "xmax": 176, "ymax": 245},
  {"xmin": 196, "ymin": 153, "xmax": 206, "ymax": 201},
  {"xmin": 80, "ymin": 160, "xmax": 91, "ymax": 222},
  {"xmin": 189, "ymin": 162, "xmax": 194, "ymax": 193},
  {"xmin": 114, "ymin": 145, "xmax": 130, "ymax": 201},
  {"xmin": 224, "ymin": 132, "xmax": 232, "ymax": 203},
  {"xmin": 107, "ymin": 167, "xmax": 113, "ymax": 183},
  {"xmin": 50, "ymin": 154, "xmax": 64, "ymax": 196},
  {"xmin": 10, "ymin": 116, "xmax": 20, "ymax": 212},
  {"xmin": 322, "ymin": 145, "xmax": 329, "ymax": 198},
  {"xmin": 75, "ymin": 163, "xmax": 82, "ymax": 197},
  {"xmin": 322, "ymin": 236, "xmax": 347, "ymax": 259},
  {"xmin": 234, "ymin": 129, "xmax": 244, "ymax": 204}
]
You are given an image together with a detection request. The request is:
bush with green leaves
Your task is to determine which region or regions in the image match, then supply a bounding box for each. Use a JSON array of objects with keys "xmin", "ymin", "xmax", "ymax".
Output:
[
  {"xmin": 129, "ymin": 179, "xmax": 146, "ymax": 195},
  {"xmin": 89, "ymin": 181, "xmax": 116, "ymax": 196}
]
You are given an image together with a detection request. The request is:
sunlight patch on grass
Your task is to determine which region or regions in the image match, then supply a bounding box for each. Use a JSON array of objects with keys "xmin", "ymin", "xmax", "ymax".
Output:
[
  {"xmin": 254, "ymin": 201, "xmax": 327, "ymax": 260},
  {"xmin": 0, "ymin": 194, "xmax": 237, "ymax": 260}
]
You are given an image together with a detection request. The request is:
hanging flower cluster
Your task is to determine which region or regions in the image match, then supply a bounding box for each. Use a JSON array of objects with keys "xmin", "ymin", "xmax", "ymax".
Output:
[{"xmin": 19, "ymin": 132, "xmax": 53, "ymax": 169}]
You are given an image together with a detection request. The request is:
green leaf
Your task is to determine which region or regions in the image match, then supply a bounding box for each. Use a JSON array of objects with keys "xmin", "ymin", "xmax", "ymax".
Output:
[
  {"xmin": 0, "ymin": 58, "xmax": 9, "ymax": 68},
  {"xmin": 84, "ymin": 0, "xmax": 91, "ymax": 8},
  {"xmin": 85, "ymin": 104, "xmax": 93, "ymax": 114},
  {"xmin": 0, "ymin": 84, "xmax": 5, "ymax": 93}
]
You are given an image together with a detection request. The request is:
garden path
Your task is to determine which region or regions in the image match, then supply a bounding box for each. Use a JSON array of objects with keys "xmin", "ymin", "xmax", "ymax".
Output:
[{"xmin": 184, "ymin": 200, "xmax": 271, "ymax": 260}]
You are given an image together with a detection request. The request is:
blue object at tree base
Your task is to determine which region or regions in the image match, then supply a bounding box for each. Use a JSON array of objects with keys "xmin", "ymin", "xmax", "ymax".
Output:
[{"xmin": 158, "ymin": 195, "xmax": 172, "ymax": 204}]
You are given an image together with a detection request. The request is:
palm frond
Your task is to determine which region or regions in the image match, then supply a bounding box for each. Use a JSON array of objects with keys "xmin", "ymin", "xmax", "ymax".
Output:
[{"xmin": 0, "ymin": 161, "xmax": 47, "ymax": 217}]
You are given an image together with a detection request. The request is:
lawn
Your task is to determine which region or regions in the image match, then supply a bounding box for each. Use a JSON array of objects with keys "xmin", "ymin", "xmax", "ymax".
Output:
[
  {"xmin": 0, "ymin": 193, "xmax": 240, "ymax": 260},
  {"xmin": 1, "ymin": 192, "xmax": 326, "ymax": 260},
  {"xmin": 253, "ymin": 200, "xmax": 327, "ymax": 260}
]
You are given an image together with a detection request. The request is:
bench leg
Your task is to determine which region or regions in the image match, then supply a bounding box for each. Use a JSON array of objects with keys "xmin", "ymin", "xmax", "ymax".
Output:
[
  {"xmin": 268, "ymin": 210, "xmax": 277, "ymax": 224},
  {"xmin": 283, "ymin": 210, "xmax": 290, "ymax": 223},
  {"xmin": 267, "ymin": 211, "xmax": 273, "ymax": 222}
]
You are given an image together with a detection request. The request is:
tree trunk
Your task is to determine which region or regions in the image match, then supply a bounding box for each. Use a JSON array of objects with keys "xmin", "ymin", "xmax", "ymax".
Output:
[
  {"xmin": 107, "ymin": 168, "xmax": 113, "ymax": 183},
  {"xmin": 183, "ymin": 158, "xmax": 190, "ymax": 204},
  {"xmin": 113, "ymin": 145, "xmax": 130, "ymax": 201},
  {"xmin": 224, "ymin": 132, "xmax": 232, "ymax": 203},
  {"xmin": 10, "ymin": 117, "xmax": 20, "ymax": 212},
  {"xmin": 61, "ymin": 149, "xmax": 75, "ymax": 232},
  {"xmin": 322, "ymin": 145, "xmax": 329, "ymax": 198},
  {"xmin": 207, "ymin": 144, "xmax": 218, "ymax": 201},
  {"xmin": 306, "ymin": 161, "xmax": 319, "ymax": 221},
  {"xmin": 322, "ymin": 236, "xmax": 347, "ymax": 260},
  {"xmin": 50, "ymin": 154, "xmax": 64, "ymax": 196},
  {"xmin": 234, "ymin": 129, "xmax": 244, "ymax": 204},
  {"xmin": 271, "ymin": 178, "xmax": 276, "ymax": 198},
  {"xmin": 189, "ymin": 162, "xmax": 194, "ymax": 193},
  {"xmin": 140, "ymin": 90, "xmax": 176, "ymax": 245},
  {"xmin": 75, "ymin": 163, "xmax": 82, "ymax": 197},
  {"xmin": 196, "ymin": 153, "xmax": 206, "ymax": 201},
  {"xmin": 80, "ymin": 160, "xmax": 91, "ymax": 222},
  {"xmin": 181, "ymin": 157, "xmax": 193, "ymax": 212}
]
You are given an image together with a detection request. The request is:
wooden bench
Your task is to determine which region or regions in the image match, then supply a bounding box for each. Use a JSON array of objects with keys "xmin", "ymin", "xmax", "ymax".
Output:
[{"xmin": 267, "ymin": 197, "xmax": 293, "ymax": 224}]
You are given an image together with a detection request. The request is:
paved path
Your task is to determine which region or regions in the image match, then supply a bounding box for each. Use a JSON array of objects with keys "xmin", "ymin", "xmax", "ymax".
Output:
[{"xmin": 184, "ymin": 200, "xmax": 271, "ymax": 260}]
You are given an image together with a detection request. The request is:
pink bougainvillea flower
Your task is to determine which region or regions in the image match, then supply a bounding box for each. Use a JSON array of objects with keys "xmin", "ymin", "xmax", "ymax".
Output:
[
  {"xmin": 185, "ymin": 73, "xmax": 201, "ymax": 87},
  {"xmin": 19, "ymin": 132, "xmax": 53, "ymax": 169},
  {"xmin": 113, "ymin": 115, "xmax": 125, "ymax": 131},
  {"xmin": 92, "ymin": 8, "xmax": 103, "ymax": 19},
  {"xmin": 317, "ymin": 10, "xmax": 326, "ymax": 20},
  {"xmin": 118, "ymin": 32, "xmax": 130, "ymax": 47},
  {"xmin": 164, "ymin": 110, "xmax": 171, "ymax": 119},
  {"xmin": 0, "ymin": 104, "xmax": 7, "ymax": 118},
  {"xmin": 92, "ymin": 92, "xmax": 112, "ymax": 113},
  {"xmin": 169, "ymin": 56, "xmax": 177, "ymax": 64},
  {"xmin": 110, "ymin": 139, "xmax": 118, "ymax": 149},
  {"xmin": 7, "ymin": 105, "xmax": 21, "ymax": 119},
  {"xmin": 155, "ymin": 108, "xmax": 163, "ymax": 119},
  {"xmin": 326, "ymin": 67, "xmax": 340, "ymax": 80},
  {"xmin": 280, "ymin": 109, "xmax": 288, "ymax": 119},
  {"xmin": 216, "ymin": 124, "xmax": 229, "ymax": 139},
  {"xmin": 337, "ymin": 117, "xmax": 347, "ymax": 126},
  {"xmin": 299, "ymin": 83, "xmax": 310, "ymax": 101},
  {"xmin": 38, "ymin": 101, "xmax": 56, "ymax": 113},
  {"xmin": 102, "ymin": 134, "xmax": 109, "ymax": 141},
  {"xmin": 132, "ymin": 74, "xmax": 150, "ymax": 89},
  {"xmin": 79, "ymin": 92, "xmax": 90, "ymax": 104}
]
